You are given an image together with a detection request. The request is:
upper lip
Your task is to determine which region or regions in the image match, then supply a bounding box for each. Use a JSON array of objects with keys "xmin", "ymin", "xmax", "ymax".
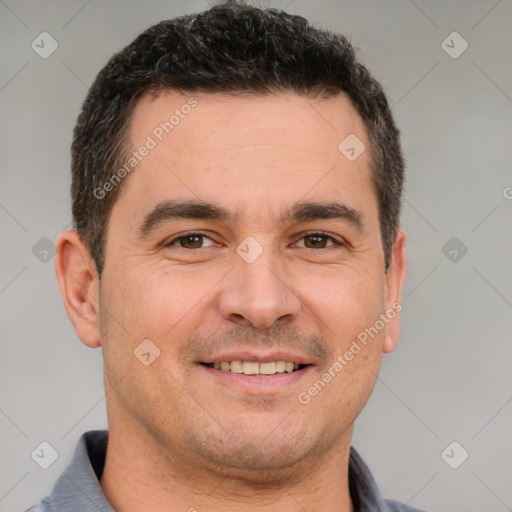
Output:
[{"xmin": 200, "ymin": 349, "xmax": 315, "ymax": 366}]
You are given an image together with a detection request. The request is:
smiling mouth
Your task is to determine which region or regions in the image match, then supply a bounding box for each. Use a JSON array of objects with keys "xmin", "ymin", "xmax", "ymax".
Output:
[{"xmin": 200, "ymin": 361, "xmax": 309, "ymax": 376}]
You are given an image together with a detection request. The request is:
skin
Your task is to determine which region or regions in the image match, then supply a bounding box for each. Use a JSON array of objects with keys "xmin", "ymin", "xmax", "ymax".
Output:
[{"xmin": 55, "ymin": 91, "xmax": 407, "ymax": 512}]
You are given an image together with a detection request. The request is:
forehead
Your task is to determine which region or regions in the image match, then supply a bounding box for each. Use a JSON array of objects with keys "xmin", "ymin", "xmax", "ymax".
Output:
[
  {"xmin": 130, "ymin": 90, "xmax": 367, "ymax": 155},
  {"xmin": 117, "ymin": 90, "xmax": 376, "ymax": 228}
]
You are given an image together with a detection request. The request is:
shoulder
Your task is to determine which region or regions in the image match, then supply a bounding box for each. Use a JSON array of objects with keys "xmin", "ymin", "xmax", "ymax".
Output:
[
  {"xmin": 385, "ymin": 498, "xmax": 428, "ymax": 512},
  {"xmin": 24, "ymin": 430, "xmax": 110, "ymax": 512},
  {"xmin": 349, "ymin": 446, "xmax": 429, "ymax": 512}
]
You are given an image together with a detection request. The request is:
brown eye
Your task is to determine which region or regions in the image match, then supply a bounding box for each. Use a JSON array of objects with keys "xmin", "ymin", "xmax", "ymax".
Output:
[
  {"xmin": 304, "ymin": 234, "xmax": 329, "ymax": 248},
  {"xmin": 179, "ymin": 234, "xmax": 203, "ymax": 248},
  {"xmin": 166, "ymin": 232, "xmax": 215, "ymax": 249},
  {"xmin": 298, "ymin": 233, "xmax": 341, "ymax": 249}
]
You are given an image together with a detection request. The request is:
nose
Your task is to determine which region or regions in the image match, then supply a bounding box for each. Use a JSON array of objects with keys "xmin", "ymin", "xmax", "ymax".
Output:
[{"xmin": 217, "ymin": 244, "xmax": 302, "ymax": 330}]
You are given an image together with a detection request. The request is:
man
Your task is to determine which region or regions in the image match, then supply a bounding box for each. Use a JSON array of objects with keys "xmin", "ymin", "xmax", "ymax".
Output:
[{"xmin": 28, "ymin": 2, "xmax": 421, "ymax": 511}]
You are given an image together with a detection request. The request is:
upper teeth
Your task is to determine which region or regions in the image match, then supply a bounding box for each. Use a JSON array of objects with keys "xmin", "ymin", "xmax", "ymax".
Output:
[{"xmin": 212, "ymin": 361, "xmax": 299, "ymax": 375}]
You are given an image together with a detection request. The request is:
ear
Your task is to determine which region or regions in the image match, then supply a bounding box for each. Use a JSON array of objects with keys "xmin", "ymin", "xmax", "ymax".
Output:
[
  {"xmin": 54, "ymin": 230, "xmax": 101, "ymax": 348},
  {"xmin": 382, "ymin": 227, "xmax": 407, "ymax": 354}
]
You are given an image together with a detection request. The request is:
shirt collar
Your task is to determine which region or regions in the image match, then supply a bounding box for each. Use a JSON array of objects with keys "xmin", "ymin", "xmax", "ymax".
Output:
[
  {"xmin": 44, "ymin": 430, "xmax": 113, "ymax": 512},
  {"xmin": 348, "ymin": 445, "xmax": 396, "ymax": 511}
]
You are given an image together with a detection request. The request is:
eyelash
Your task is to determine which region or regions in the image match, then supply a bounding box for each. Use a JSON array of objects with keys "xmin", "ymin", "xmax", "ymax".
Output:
[{"xmin": 165, "ymin": 231, "xmax": 344, "ymax": 249}]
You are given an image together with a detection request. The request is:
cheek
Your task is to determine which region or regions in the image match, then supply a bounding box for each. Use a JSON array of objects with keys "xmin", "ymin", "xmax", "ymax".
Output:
[
  {"xmin": 102, "ymin": 250, "xmax": 385, "ymax": 352},
  {"xmin": 296, "ymin": 262, "xmax": 385, "ymax": 341},
  {"xmin": 110, "ymin": 264, "xmax": 224, "ymax": 341},
  {"xmin": 294, "ymin": 262, "xmax": 385, "ymax": 404}
]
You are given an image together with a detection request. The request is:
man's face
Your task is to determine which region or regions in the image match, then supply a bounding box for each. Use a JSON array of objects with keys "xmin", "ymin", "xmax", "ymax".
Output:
[{"xmin": 97, "ymin": 91, "xmax": 402, "ymax": 479}]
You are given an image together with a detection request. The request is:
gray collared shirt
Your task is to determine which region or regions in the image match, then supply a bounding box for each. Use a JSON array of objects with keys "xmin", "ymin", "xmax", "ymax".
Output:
[{"xmin": 26, "ymin": 430, "xmax": 426, "ymax": 512}]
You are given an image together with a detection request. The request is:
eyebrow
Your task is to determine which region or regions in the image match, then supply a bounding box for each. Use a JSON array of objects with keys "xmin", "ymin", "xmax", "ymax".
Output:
[{"xmin": 138, "ymin": 199, "xmax": 367, "ymax": 237}]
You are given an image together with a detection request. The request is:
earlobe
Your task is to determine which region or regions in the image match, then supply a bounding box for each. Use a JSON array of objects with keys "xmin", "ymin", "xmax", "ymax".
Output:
[
  {"xmin": 382, "ymin": 228, "xmax": 407, "ymax": 354},
  {"xmin": 54, "ymin": 230, "xmax": 101, "ymax": 348}
]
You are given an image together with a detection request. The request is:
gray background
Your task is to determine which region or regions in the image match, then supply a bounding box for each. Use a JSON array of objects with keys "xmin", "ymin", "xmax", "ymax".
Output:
[{"xmin": 1, "ymin": 1, "xmax": 511, "ymax": 511}]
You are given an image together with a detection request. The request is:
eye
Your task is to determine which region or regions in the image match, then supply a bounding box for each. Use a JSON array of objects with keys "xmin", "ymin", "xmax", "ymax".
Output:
[
  {"xmin": 164, "ymin": 231, "xmax": 344, "ymax": 250},
  {"xmin": 295, "ymin": 232, "xmax": 344, "ymax": 249},
  {"xmin": 165, "ymin": 232, "xmax": 216, "ymax": 249}
]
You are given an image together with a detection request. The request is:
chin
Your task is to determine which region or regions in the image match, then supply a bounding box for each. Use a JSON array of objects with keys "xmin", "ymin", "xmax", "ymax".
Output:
[{"xmin": 191, "ymin": 429, "xmax": 327, "ymax": 485}]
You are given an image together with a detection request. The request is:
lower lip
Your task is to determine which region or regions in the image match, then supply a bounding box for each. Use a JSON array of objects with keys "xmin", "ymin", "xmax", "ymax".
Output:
[{"xmin": 198, "ymin": 364, "xmax": 314, "ymax": 393}]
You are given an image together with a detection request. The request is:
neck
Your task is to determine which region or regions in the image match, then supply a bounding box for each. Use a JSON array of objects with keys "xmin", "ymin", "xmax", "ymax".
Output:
[
  {"xmin": 100, "ymin": 416, "xmax": 355, "ymax": 512},
  {"xmin": 100, "ymin": 414, "xmax": 353, "ymax": 512}
]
